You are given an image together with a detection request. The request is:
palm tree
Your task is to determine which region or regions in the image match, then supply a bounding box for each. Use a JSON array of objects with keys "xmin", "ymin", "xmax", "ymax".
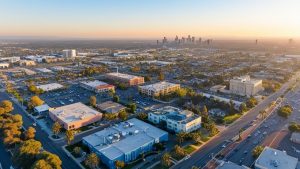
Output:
[
  {"xmin": 65, "ymin": 130, "xmax": 75, "ymax": 145},
  {"xmin": 161, "ymin": 153, "xmax": 171, "ymax": 167},
  {"xmin": 115, "ymin": 160, "xmax": 125, "ymax": 169},
  {"xmin": 52, "ymin": 122, "xmax": 61, "ymax": 138},
  {"xmin": 84, "ymin": 153, "xmax": 99, "ymax": 169}
]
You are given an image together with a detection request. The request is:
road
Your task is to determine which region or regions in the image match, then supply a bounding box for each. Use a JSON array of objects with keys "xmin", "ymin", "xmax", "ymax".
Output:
[
  {"xmin": 173, "ymin": 72, "xmax": 299, "ymax": 169},
  {"xmin": 0, "ymin": 92, "xmax": 81, "ymax": 169}
]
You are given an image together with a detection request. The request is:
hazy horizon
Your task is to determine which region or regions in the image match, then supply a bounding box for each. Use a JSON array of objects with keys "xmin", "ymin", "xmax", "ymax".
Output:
[{"xmin": 1, "ymin": 0, "xmax": 299, "ymax": 39}]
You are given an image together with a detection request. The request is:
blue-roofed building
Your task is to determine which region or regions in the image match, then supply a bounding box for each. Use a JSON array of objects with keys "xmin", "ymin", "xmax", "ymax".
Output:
[
  {"xmin": 82, "ymin": 118, "xmax": 168, "ymax": 169},
  {"xmin": 148, "ymin": 106, "xmax": 201, "ymax": 133}
]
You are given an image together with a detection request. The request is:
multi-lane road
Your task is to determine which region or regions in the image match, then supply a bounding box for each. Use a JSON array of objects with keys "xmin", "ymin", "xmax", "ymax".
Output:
[
  {"xmin": 173, "ymin": 72, "xmax": 300, "ymax": 169},
  {"xmin": 0, "ymin": 92, "xmax": 81, "ymax": 169}
]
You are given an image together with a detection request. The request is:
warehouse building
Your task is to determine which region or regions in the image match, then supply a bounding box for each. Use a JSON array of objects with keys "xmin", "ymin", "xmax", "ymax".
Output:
[
  {"xmin": 80, "ymin": 80, "xmax": 115, "ymax": 93},
  {"xmin": 49, "ymin": 102, "xmax": 102, "ymax": 130},
  {"xmin": 36, "ymin": 83, "xmax": 64, "ymax": 92},
  {"xmin": 106, "ymin": 72, "xmax": 144, "ymax": 86},
  {"xmin": 82, "ymin": 118, "xmax": 168, "ymax": 169}
]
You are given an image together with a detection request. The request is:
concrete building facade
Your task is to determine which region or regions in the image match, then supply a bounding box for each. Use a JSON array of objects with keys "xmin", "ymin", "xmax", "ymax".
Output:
[
  {"xmin": 138, "ymin": 81, "xmax": 180, "ymax": 97},
  {"xmin": 80, "ymin": 80, "xmax": 115, "ymax": 93},
  {"xmin": 230, "ymin": 75, "xmax": 263, "ymax": 97},
  {"xmin": 106, "ymin": 72, "xmax": 144, "ymax": 86}
]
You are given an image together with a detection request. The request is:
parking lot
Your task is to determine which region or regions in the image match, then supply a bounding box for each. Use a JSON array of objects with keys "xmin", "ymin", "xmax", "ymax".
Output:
[{"xmin": 40, "ymin": 84, "xmax": 111, "ymax": 107}]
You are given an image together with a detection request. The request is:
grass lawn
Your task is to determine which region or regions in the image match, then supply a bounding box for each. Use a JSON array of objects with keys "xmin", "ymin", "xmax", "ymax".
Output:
[
  {"xmin": 201, "ymin": 136, "xmax": 211, "ymax": 142},
  {"xmin": 193, "ymin": 142, "xmax": 202, "ymax": 146},
  {"xmin": 184, "ymin": 145, "xmax": 196, "ymax": 154},
  {"xmin": 66, "ymin": 141, "xmax": 90, "ymax": 157},
  {"xmin": 152, "ymin": 163, "xmax": 171, "ymax": 169},
  {"xmin": 223, "ymin": 113, "xmax": 242, "ymax": 124}
]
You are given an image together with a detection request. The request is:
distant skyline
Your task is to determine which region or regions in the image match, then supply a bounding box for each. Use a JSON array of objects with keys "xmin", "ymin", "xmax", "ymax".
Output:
[{"xmin": 1, "ymin": 0, "xmax": 300, "ymax": 39}]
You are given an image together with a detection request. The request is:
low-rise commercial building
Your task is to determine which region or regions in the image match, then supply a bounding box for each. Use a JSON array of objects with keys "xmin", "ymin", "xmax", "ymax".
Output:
[
  {"xmin": 34, "ymin": 104, "xmax": 50, "ymax": 115},
  {"xmin": 255, "ymin": 147, "xmax": 298, "ymax": 169},
  {"xmin": 49, "ymin": 102, "xmax": 102, "ymax": 130},
  {"xmin": 82, "ymin": 118, "xmax": 168, "ymax": 169},
  {"xmin": 138, "ymin": 81, "xmax": 180, "ymax": 97},
  {"xmin": 37, "ymin": 83, "xmax": 64, "ymax": 92},
  {"xmin": 216, "ymin": 161, "xmax": 250, "ymax": 169},
  {"xmin": 80, "ymin": 80, "xmax": 115, "ymax": 93},
  {"xmin": 19, "ymin": 60, "xmax": 36, "ymax": 66},
  {"xmin": 0, "ymin": 62, "xmax": 9, "ymax": 69},
  {"xmin": 96, "ymin": 101, "xmax": 126, "ymax": 114},
  {"xmin": 230, "ymin": 75, "xmax": 263, "ymax": 97},
  {"xmin": 106, "ymin": 72, "xmax": 144, "ymax": 86},
  {"xmin": 291, "ymin": 132, "xmax": 300, "ymax": 144},
  {"xmin": 148, "ymin": 106, "xmax": 201, "ymax": 133}
]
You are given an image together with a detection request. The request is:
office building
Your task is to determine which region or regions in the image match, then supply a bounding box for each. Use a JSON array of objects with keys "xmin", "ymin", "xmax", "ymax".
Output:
[
  {"xmin": 49, "ymin": 102, "xmax": 102, "ymax": 130},
  {"xmin": 36, "ymin": 83, "xmax": 64, "ymax": 92},
  {"xmin": 106, "ymin": 72, "xmax": 144, "ymax": 86},
  {"xmin": 230, "ymin": 75, "xmax": 263, "ymax": 96},
  {"xmin": 82, "ymin": 118, "xmax": 168, "ymax": 169},
  {"xmin": 62, "ymin": 49, "xmax": 77, "ymax": 57},
  {"xmin": 138, "ymin": 81, "xmax": 180, "ymax": 97},
  {"xmin": 80, "ymin": 80, "xmax": 115, "ymax": 93},
  {"xmin": 19, "ymin": 60, "xmax": 36, "ymax": 66},
  {"xmin": 148, "ymin": 106, "xmax": 201, "ymax": 133},
  {"xmin": 0, "ymin": 62, "xmax": 9, "ymax": 69},
  {"xmin": 255, "ymin": 147, "xmax": 298, "ymax": 169},
  {"xmin": 96, "ymin": 101, "xmax": 126, "ymax": 114}
]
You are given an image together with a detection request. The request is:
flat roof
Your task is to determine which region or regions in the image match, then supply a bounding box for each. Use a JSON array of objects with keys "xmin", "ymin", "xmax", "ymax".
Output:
[
  {"xmin": 37, "ymin": 83, "xmax": 64, "ymax": 91},
  {"xmin": 83, "ymin": 118, "xmax": 168, "ymax": 160},
  {"xmin": 96, "ymin": 101, "xmax": 126, "ymax": 114},
  {"xmin": 49, "ymin": 102, "xmax": 102, "ymax": 123},
  {"xmin": 81, "ymin": 80, "xmax": 109, "ymax": 88},
  {"xmin": 34, "ymin": 104, "xmax": 50, "ymax": 112},
  {"xmin": 107, "ymin": 72, "xmax": 143, "ymax": 80},
  {"xmin": 139, "ymin": 81, "xmax": 179, "ymax": 92},
  {"xmin": 255, "ymin": 147, "xmax": 298, "ymax": 169}
]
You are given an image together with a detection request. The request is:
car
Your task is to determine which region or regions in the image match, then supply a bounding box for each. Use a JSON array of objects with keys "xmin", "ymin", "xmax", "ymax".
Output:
[
  {"xmin": 221, "ymin": 144, "xmax": 226, "ymax": 148},
  {"xmin": 243, "ymin": 151, "xmax": 248, "ymax": 154},
  {"xmin": 32, "ymin": 123, "xmax": 37, "ymax": 127}
]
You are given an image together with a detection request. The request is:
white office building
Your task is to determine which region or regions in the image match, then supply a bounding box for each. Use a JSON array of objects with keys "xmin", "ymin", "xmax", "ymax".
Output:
[
  {"xmin": 148, "ymin": 106, "xmax": 201, "ymax": 133},
  {"xmin": 62, "ymin": 49, "xmax": 77, "ymax": 57},
  {"xmin": 36, "ymin": 83, "xmax": 64, "ymax": 92},
  {"xmin": 230, "ymin": 75, "xmax": 263, "ymax": 97},
  {"xmin": 0, "ymin": 62, "xmax": 9, "ymax": 69},
  {"xmin": 255, "ymin": 147, "xmax": 298, "ymax": 169},
  {"xmin": 138, "ymin": 81, "xmax": 180, "ymax": 97}
]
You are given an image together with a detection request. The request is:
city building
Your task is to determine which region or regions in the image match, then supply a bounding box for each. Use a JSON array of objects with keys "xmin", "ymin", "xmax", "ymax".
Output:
[
  {"xmin": 19, "ymin": 60, "xmax": 36, "ymax": 66},
  {"xmin": 80, "ymin": 80, "xmax": 115, "ymax": 93},
  {"xmin": 96, "ymin": 101, "xmax": 126, "ymax": 114},
  {"xmin": 34, "ymin": 104, "xmax": 50, "ymax": 115},
  {"xmin": 82, "ymin": 118, "xmax": 168, "ymax": 169},
  {"xmin": 0, "ymin": 56, "xmax": 20, "ymax": 63},
  {"xmin": 36, "ymin": 83, "xmax": 64, "ymax": 92},
  {"xmin": 148, "ymin": 106, "xmax": 201, "ymax": 133},
  {"xmin": 230, "ymin": 75, "xmax": 263, "ymax": 97},
  {"xmin": 106, "ymin": 72, "xmax": 144, "ymax": 86},
  {"xmin": 35, "ymin": 68, "xmax": 53, "ymax": 73},
  {"xmin": 138, "ymin": 81, "xmax": 180, "ymax": 97},
  {"xmin": 49, "ymin": 102, "xmax": 102, "ymax": 130},
  {"xmin": 62, "ymin": 49, "xmax": 77, "ymax": 57},
  {"xmin": 290, "ymin": 132, "xmax": 300, "ymax": 144},
  {"xmin": 255, "ymin": 147, "xmax": 298, "ymax": 169},
  {"xmin": 0, "ymin": 62, "xmax": 9, "ymax": 69},
  {"xmin": 216, "ymin": 161, "xmax": 250, "ymax": 169}
]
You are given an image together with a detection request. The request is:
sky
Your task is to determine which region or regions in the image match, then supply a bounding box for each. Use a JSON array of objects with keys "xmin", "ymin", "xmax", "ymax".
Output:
[{"xmin": 0, "ymin": 0, "xmax": 300, "ymax": 39}]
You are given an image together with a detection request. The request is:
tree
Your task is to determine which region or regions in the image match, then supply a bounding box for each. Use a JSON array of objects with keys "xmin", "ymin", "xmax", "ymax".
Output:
[
  {"xmin": 127, "ymin": 103, "xmax": 136, "ymax": 113},
  {"xmin": 14, "ymin": 139, "xmax": 42, "ymax": 167},
  {"xmin": 36, "ymin": 151, "xmax": 62, "ymax": 169},
  {"xmin": 158, "ymin": 72, "xmax": 164, "ymax": 81},
  {"xmin": 278, "ymin": 105, "xmax": 293, "ymax": 118},
  {"xmin": 239, "ymin": 103, "xmax": 247, "ymax": 113},
  {"xmin": 1, "ymin": 100, "xmax": 14, "ymax": 113},
  {"xmin": 65, "ymin": 130, "xmax": 75, "ymax": 145},
  {"xmin": 28, "ymin": 96, "xmax": 44, "ymax": 109},
  {"xmin": 25, "ymin": 127, "xmax": 36, "ymax": 140},
  {"xmin": 73, "ymin": 147, "xmax": 82, "ymax": 156},
  {"xmin": 246, "ymin": 96, "xmax": 258, "ymax": 108},
  {"xmin": 161, "ymin": 153, "xmax": 171, "ymax": 167},
  {"xmin": 144, "ymin": 76, "xmax": 152, "ymax": 82},
  {"xmin": 191, "ymin": 166, "xmax": 199, "ymax": 169},
  {"xmin": 90, "ymin": 96, "xmax": 97, "ymax": 107},
  {"xmin": 190, "ymin": 132, "xmax": 201, "ymax": 143},
  {"xmin": 176, "ymin": 88, "xmax": 188, "ymax": 98},
  {"xmin": 252, "ymin": 146, "xmax": 264, "ymax": 158},
  {"xmin": 84, "ymin": 153, "xmax": 99, "ymax": 169},
  {"xmin": 31, "ymin": 160, "xmax": 53, "ymax": 169},
  {"xmin": 174, "ymin": 145, "xmax": 186, "ymax": 157},
  {"xmin": 0, "ymin": 107, "xmax": 5, "ymax": 115},
  {"xmin": 137, "ymin": 112, "xmax": 148, "ymax": 121},
  {"xmin": 289, "ymin": 122, "xmax": 300, "ymax": 132},
  {"xmin": 113, "ymin": 95, "xmax": 120, "ymax": 102},
  {"xmin": 52, "ymin": 122, "xmax": 61, "ymax": 138},
  {"xmin": 115, "ymin": 160, "xmax": 125, "ymax": 169},
  {"xmin": 259, "ymin": 110, "xmax": 267, "ymax": 120},
  {"xmin": 118, "ymin": 111, "xmax": 128, "ymax": 121},
  {"xmin": 176, "ymin": 132, "xmax": 186, "ymax": 145},
  {"xmin": 202, "ymin": 105, "xmax": 208, "ymax": 116}
]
